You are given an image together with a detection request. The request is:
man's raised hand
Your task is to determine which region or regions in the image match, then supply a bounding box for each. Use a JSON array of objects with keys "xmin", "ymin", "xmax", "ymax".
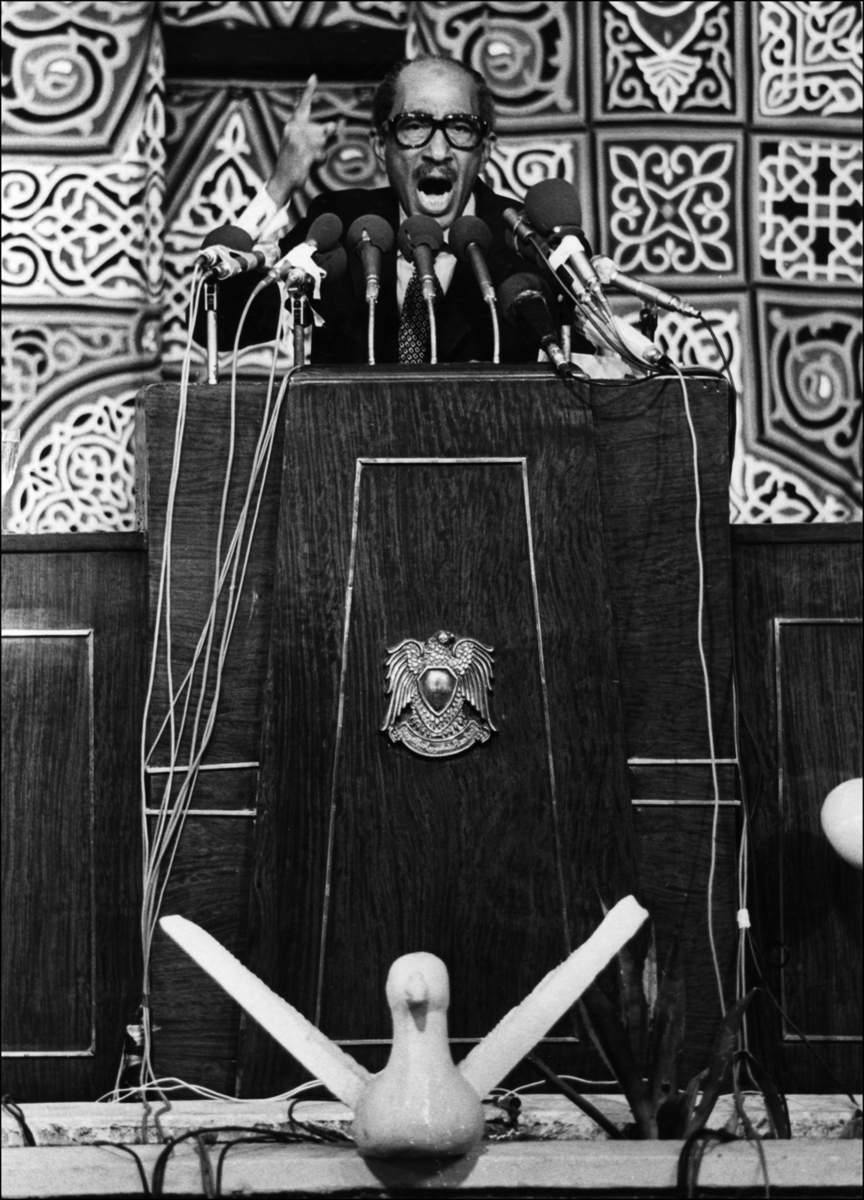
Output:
[{"xmin": 266, "ymin": 75, "xmax": 337, "ymax": 207}]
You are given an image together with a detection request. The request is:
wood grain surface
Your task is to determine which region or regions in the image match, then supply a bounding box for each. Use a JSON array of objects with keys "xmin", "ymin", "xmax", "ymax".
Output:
[
  {"xmin": 732, "ymin": 533, "xmax": 862, "ymax": 1093},
  {"xmin": 591, "ymin": 376, "xmax": 734, "ymax": 760},
  {"xmin": 1, "ymin": 546, "xmax": 146, "ymax": 1101},
  {"xmin": 2, "ymin": 634, "xmax": 93, "ymax": 1052},
  {"xmin": 240, "ymin": 365, "xmax": 733, "ymax": 1095},
  {"xmin": 138, "ymin": 382, "xmax": 286, "ymax": 771},
  {"xmin": 138, "ymin": 369, "xmax": 737, "ymax": 1098}
]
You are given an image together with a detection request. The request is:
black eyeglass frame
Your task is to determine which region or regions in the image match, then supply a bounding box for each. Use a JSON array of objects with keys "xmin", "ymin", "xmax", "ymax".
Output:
[{"xmin": 383, "ymin": 111, "xmax": 490, "ymax": 150}]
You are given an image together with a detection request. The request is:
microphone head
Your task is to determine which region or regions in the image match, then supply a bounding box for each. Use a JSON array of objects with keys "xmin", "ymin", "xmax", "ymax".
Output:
[
  {"xmin": 397, "ymin": 215, "xmax": 445, "ymax": 262},
  {"xmin": 523, "ymin": 179, "xmax": 582, "ymax": 236},
  {"xmin": 307, "ymin": 212, "xmax": 343, "ymax": 252},
  {"xmin": 496, "ymin": 272, "xmax": 552, "ymax": 323},
  {"xmin": 448, "ymin": 215, "xmax": 493, "ymax": 263},
  {"xmin": 346, "ymin": 214, "xmax": 394, "ymax": 255},
  {"xmin": 201, "ymin": 223, "xmax": 254, "ymax": 252}
]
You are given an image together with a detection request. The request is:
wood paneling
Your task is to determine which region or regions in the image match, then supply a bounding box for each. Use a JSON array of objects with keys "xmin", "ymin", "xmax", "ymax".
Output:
[
  {"xmin": 138, "ymin": 383, "xmax": 285, "ymax": 768},
  {"xmin": 592, "ymin": 377, "xmax": 735, "ymax": 760},
  {"xmin": 2, "ymin": 633, "xmax": 93, "ymax": 1052},
  {"xmin": 732, "ymin": 526, "xmax": 863, "ymax": 1093},
  {"xmin": 150, "ymin": 816, "xmax": 254, "ymax": 1097},
  {"xmin": 1, "ymin": 545, "xmax": 146, "ymax": 1101},
  {"xmin": 241, "ymin": 366, "xmax": 640, "ymax": 1093},
  {"xmin": 776, "ymin": 620, "xmax": 862, "ymax": 1039},
  {"xmin": 633, "ymin": 806, "xmax": 738, "ymax": 1083}
]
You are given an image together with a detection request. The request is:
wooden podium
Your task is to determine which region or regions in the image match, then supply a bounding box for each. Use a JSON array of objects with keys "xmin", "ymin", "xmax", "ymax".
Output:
[{"xmin": 139, "ymin": 365, "xmax": 734, "ymax": 1094}]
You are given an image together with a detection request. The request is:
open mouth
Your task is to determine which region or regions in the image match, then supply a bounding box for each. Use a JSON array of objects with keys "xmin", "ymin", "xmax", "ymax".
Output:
[{"xmin": 415, "ymin": 175, "xmax": 455, "ymax": 214}]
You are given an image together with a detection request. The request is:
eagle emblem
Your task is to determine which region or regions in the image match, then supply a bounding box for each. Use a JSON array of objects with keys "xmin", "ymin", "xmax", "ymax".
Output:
[{"xmin": 381, "ymin": 630, "xmax": 496, "ymax": 758}]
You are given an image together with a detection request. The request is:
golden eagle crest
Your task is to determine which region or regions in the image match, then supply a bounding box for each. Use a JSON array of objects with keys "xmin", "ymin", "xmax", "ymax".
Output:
[{"xmin": 381, "ymin": 630, "xmax": 496, "ymax": 758}]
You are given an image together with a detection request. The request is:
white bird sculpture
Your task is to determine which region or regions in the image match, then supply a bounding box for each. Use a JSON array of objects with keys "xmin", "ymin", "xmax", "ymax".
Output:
[{"xmin": 160, "ymin": 895, "xmax": 647, "ymax": 1159}]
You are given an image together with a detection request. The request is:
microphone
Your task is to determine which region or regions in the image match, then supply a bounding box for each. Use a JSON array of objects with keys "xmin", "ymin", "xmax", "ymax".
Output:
[
  {"xmin": 347, "ymin": 215, "xmax": 394, "ymax": 303},
  {"xmin": 197, "ymin": 241, "xmax": 280, "ymax": 279},
  {"xmin": 497, "ymin": 272, "xmax": 574, "ymax": 379},
  {"xmin": 197, "ymin": 223, "xmax": 253, "ymax": 258},
  {"xmin": 592, "ymin": 256, "xmax": 701, "ymax": 318},
  {"xmin": 268, "ymin": 212, "xmax": 343, "ymax": 284},
  {"xmin": 397, "ymin": 215, "xmax": 444, "ymax": 301},
  {"xmin": 523, "ymin": 181, "xmax": 608, "ymax": 311},
  {"xmin": 523, "ymin": 178, "xmax": 582, "ymax": 229},
  {"xmin": 449, "ymin": 215, "xmax": 495, "ymax": 303}
]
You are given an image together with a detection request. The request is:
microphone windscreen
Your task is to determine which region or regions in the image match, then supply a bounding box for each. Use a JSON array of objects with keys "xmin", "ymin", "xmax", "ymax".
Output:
[
  {"xmin": 398, "ymin": 215, "xmax": 445, "ymax": 261},
  {"xmin": 524, "ymin": 179, "xmax": 582, "ymax": 235},
  {"xmin": 307, "ymin": 212, "xmax": 343, "ymax": 252},
  {"xmin": 449, "ymin": 215, "xmax": 492, "ymax": 263},
  {"xmin": 347, "ymin": 214, "xmax": 394, "ymax": 254},
  {"xmin": 496, "ymin": 272, "xmax": 551, "ymax": 323},
  {"xmin": 201, "ymin": 223, "xmax": 254, "ymax": 252}
]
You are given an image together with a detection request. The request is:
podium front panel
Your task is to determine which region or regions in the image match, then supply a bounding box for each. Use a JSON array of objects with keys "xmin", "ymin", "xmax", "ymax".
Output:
[{"xmin": 242, "ymin": 365, "xmax": 638, "ymax": 1091}]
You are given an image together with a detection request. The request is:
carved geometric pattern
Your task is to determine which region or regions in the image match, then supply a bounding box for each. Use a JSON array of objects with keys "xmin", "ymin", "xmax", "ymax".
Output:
[
  {"xmin": 4, "ymin": 378, "xmax": 140, "ymax": 534},
  {"xmin": 406, "ymin": 1, "xmax": 584, "ymax": 128},
  {"xmin": 1, "ymin": 1, "xmax": 154, "ymax": 152},
  {"xmin": 597, "ymin": 130, "xmax": 744, "ymax": 285},
  {"xmin": 161, "ymin": 1, "xmax": 408, "ymax": 27},
  {"xmin": 611, "ymin": 290, "xmax": 859, "ymax": 522},
  {"xmin": 754, "ymin": 0, "xmax": 863, "ymax": 127},
  {"xmin": 593, "ymin": 0, "xmax": 742, "ymax": 120},
  {"xmin": 2, "ymin": 158, "xmax": 163, "ymax": 303},
  {"xmin": 1, "ymin": 308, "xmax": 161, "ymax": 428},
  {"xmin": 754, "ymin": 137, "xmax": 863, "ymax": 286},
  {"xmin": 2, "ymin": 11, "xmax": 164, "ymax": 534},
  {"xmin": 755, "ymin": 290, "xmax": 862, "ymax": 512}
]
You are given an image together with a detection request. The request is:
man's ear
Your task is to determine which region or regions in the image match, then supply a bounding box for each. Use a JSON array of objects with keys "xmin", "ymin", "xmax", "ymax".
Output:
[
  {"xmin": 370, "ymin": 128, "xmax": 387, "ymax": 171},
  {"xmin": 480, "ymin": 132, "xmax": 496, "ymax": 170}
]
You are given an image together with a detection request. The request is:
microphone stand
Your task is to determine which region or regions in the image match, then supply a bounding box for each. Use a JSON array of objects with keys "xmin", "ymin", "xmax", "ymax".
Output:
[
  {"xmin": 286, "ymin": 272, "xmax": 313, "ymax": 368},
  {"xmin": 204, "ymin": 278, "xmax": 219, "ymax": 384}
]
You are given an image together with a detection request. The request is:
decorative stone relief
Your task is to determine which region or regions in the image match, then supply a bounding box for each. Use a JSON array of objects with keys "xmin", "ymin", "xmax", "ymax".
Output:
[
  {"xmin": 598, "ymin": 132, "xmax": 743, "ymax": 284},
  {"xmin": 755, "ymin": 0, "xmax": 863, "ymax": 126},
  {"xmin": 161, "ymin": 1, "xmax": 408, "ymax": 28},
  {"xmin": 5, "ymin": 380, "xmax": 140, "ymax": 533},
  {"xmin": 593, "ymin": 0, "xmax": 741, "ymax": 119},
  {"xmin": 754, "ymin": 137, "xmax": 862, "ymax": 285},
  {"xmin": 755, "ymin": 290, "xmax": 862, "ymax": 511},
  {"xmin": 1, "ymin": 0, "xmax": 153, "ymax": 151},
  {"xmin": 406, "ymin": 1, "xmax": 583, "ymax": 128}
]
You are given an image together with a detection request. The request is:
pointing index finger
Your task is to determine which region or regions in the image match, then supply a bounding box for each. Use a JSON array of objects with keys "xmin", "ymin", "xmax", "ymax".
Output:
[{"xmin": 295, "ymin": 74, "xmax": 318, "ymax": 119}]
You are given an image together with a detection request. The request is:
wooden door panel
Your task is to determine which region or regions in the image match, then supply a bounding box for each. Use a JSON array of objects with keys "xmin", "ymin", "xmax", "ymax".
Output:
[{"xmin": 2, "ymin": 632, "xmax": 93, "ymax": 1053}]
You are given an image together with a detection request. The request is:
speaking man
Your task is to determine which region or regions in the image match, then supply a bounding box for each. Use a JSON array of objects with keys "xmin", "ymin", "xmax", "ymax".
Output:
[{"xmin": 204, "ymin": 56, "xmax": 581, "ymax": 364}]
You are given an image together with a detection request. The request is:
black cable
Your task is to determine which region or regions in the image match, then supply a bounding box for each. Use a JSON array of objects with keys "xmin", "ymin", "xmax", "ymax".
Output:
[
  {"xmin": 676, "ymin": 1128, "xmax": 738, "ymax": 1198},
  {"xmin": 195, "ymin": 1132, "xmax": 217, "ymax": 1199},
  {"xmin": 753, "ymin": 977, "xmax": 861, "ymax": 1109},
  {"xmin": 526, "ymin": 1052, "xmax": 623, "ymax": 1140},
  {"xmin": 92, "ymin": 1142, "xmax": 152, "ymax": 1196},
  {"xmin": 1, "ymin": 1096, "xmax": 36, "ymax": 1147}
]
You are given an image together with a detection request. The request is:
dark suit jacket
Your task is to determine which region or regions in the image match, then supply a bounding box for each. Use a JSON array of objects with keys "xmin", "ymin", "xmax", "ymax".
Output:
[{"xmin": 202, "ymin": 179, "xmax": 572, "ymax": 364}]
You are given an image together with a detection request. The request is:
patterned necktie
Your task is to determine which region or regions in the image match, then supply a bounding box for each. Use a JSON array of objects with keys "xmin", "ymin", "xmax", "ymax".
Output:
[{"xmin": 399, "ymin": 266, "xmax": 439, "ymax": 364}]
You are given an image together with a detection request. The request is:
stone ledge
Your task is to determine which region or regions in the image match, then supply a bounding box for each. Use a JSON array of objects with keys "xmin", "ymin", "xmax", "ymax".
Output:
[
  {"xmin": 2, "ymin": 1138, "xmax": 862, "ymax": 1197},
  {"xmin": 2, "ymin": 1094, "xmax": 861, "ymax": 1147}
]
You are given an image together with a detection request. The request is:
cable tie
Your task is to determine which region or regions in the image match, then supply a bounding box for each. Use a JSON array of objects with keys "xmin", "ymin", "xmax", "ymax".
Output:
[{"xmin": 737, "ymin": 908, "xmax": 751, "ymax": 929}]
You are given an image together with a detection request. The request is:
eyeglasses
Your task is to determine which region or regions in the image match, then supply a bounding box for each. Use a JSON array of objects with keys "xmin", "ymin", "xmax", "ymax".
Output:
[{"xmin": 385, "ymin": 111, "xmax": 489, "ymax": 150}]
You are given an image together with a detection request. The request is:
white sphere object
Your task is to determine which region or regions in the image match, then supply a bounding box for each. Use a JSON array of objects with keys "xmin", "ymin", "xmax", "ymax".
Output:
[{"xmin": 820, "ymin": 778, "xmax": 863, "ymax": 868}]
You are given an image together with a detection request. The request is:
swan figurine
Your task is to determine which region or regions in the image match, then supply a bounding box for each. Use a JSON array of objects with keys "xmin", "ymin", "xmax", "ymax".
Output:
[{"xmin": 160, "ymin": 895, "xmax": 647, "ymax": 1158}]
